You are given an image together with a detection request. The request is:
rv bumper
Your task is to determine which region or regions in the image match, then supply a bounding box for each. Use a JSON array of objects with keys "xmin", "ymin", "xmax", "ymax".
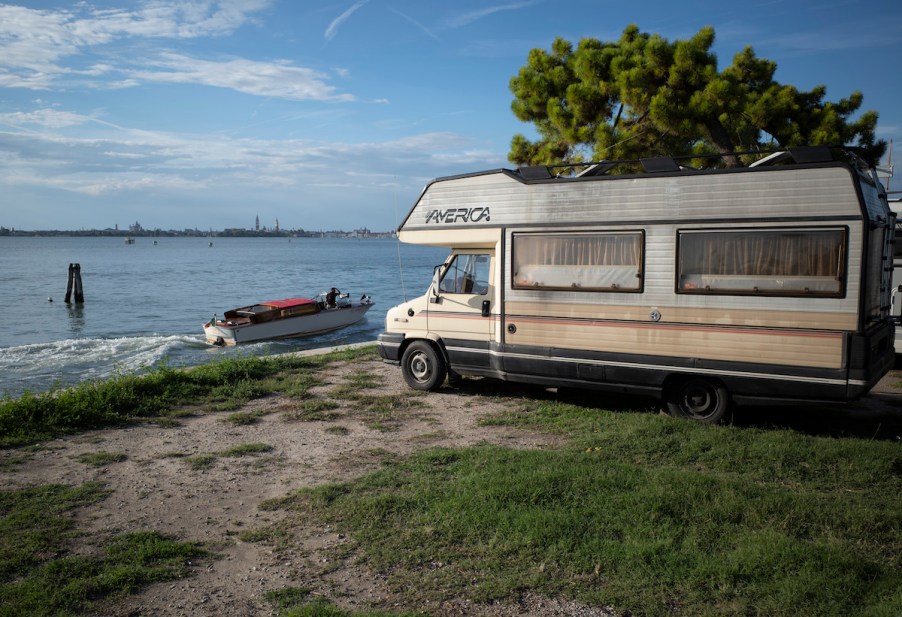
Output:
[
  {"xmin": 846, "ymin": 322, "xmax": 896, "ymax": 399},
  {"xmin": 377, "ymin": 332, "xmax": 404, "ymax": 364}
]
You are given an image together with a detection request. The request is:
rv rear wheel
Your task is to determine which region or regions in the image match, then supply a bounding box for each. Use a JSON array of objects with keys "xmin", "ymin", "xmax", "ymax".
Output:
[
  {"xmin": 401, "ymin": 341, "xmax": 447, "ymax": 391},
  {"xmin": 666, "ymin": 377, "xmax": 731, "ymax": 424}
]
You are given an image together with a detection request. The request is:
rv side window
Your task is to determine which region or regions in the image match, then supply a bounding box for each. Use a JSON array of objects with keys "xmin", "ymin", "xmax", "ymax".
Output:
[
  {"xmin": 512, "ymin": 232, "xmax": 644, "ymax": 292},
  {"xmin": 439, "ymin": 253, "xmax": 490, "ymax": 295},
  {"xmin": 677, "ymin": 228, "xmax": 847, "ymax": 297}
]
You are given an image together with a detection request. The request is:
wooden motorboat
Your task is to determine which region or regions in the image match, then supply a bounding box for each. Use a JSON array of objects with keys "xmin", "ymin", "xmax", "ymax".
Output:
[{"xmin": 204, "ymin": 291, "xmax": 374, "ymax": 346}]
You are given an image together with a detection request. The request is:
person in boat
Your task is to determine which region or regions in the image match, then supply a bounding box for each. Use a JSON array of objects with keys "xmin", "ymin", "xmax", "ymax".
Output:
[{"xmin": 326, "ymin": 287, "xmax": 341, "ymax": 308}]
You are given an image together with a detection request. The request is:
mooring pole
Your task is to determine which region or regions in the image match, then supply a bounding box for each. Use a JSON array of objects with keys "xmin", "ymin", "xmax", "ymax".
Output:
[
  {"xmin": 65, "ymin": 263, "xmax": 74, "ymax": 303},
  {"xmin": 73, "ymin": 263, "xmax": 84, "ymax": 303},
  {"xmin": 65, "ymin": 263, "xmax": 84, "ymax": 303}
]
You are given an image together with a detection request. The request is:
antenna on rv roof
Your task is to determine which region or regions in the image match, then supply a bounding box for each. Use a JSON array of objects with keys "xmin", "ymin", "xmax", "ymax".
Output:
[
  {"xmin": 393, "ymin": 177, "xmax": 409, "ymax": 302},
  {"xmin": 876, "ymin": 139, "xmax": 893, "ymax": 193}
]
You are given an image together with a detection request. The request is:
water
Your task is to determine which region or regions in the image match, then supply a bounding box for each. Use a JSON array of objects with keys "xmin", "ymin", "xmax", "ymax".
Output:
[{"xmin": 0, "ymin": 236, "xmax": 448, "ymax": 397}]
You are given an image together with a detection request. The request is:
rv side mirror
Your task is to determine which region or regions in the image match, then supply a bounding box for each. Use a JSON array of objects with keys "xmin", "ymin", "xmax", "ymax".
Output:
[{"xmin": 431, "ymin": 264, "xmax": 444, "ymax": 303}]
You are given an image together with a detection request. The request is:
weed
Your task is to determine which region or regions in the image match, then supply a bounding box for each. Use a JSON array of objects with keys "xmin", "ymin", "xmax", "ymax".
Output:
[
  {"xmin": 265, "ymin": 585, "xmax": 421, "ymax": 616},
  {"xmin": 149, "ymin": 416, "xmax": 182, "ymax": 428},
  {"xmin": 284, "ymin": 399, "xmax": 341, "ymax": 422},
  {"xmin": 350, "ymin": 394, "xmax": 425, "ymax": 432},
  {"xmin": 184, "ymin": 453, "xmax": 217, "ymax": 471},
  {"xmin": 224, "ymin": 410, "xmax": 265, "ymax": 426},
  {"xmin": 325, "ymin": 426, "xmax": 350, "ymax": 436},
  {"xmin": 75, "ymin": 451, "xmax": 127, "ymax": 467},
  {"xmin": 0, "ymin": 454, "xmax": 30, "ymax": 471},
  {"xmin": 222, "ymin": 443, "xmax": 273, "ymax": 457},
  {"xmin": 283, "ymin": 373, "xmax": 322, "ymax": 400}
]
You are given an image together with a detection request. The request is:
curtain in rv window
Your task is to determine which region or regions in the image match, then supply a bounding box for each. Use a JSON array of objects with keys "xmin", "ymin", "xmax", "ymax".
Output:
[
  {"xmin": 677, "ymin": 228, "xmax": 846, "ymax": 297},
  {"xmin": 512, "ymin": 232, "xmax": 643, "ymax": 292}
]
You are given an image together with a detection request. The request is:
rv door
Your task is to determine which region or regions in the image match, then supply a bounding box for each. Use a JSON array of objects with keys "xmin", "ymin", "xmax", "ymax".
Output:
[{"xmin": 428, "ymin": 251, "xmax": 494, "ymax": 341}]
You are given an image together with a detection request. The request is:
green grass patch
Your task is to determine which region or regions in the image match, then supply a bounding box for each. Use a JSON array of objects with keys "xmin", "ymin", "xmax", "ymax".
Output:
[
  {"xmin": 223, "ymin": 409, "xmax": 265, "ymax": 425},
  {"xmin": 350, "ymin": 393, "xmax": 425, "ymax": 432},
  {"xmin": 0, "ymin": 482, "xmax": 203, "ymax": 615},
  {"xmin": 186, "ymin": 443, "xmax": 274, "ymax": 469},
  {"xmin": 0, "ymin": 454, "xmax": 30, "ymax": 471},
  {"xmin": 283, "ymin": 373, "xmax": 323, "ymax": 400},
  {"xmin": 184, "ymin": 453, "xmax": 217, "ymax": 471},
  {"xmin": 75, "ymin": 451, "xmax": 127, "ymax": 467},
  {"xmin": 267, "ymin": 401, "xmax": 901, "ymax": 617},
  {"xmin": 284, "ymin": 399, "xmax": 342, "ymax": 422},
  {"xmin": 331, "ymin": 370, "xmax": 384, "ymax": 398},
  {"xmin": 265, "ymin": 585, "xmax": 423, "ymax": 617},
  {"xmin": 222, "ymin": 442, "xmax": 274, "ymax": 457},
  {"xmin": 0, "ymin": 347, "xmax": 379, "ymax": 447}
]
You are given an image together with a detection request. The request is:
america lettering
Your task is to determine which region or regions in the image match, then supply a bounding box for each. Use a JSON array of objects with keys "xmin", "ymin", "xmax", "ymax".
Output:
[{"xmin": 423, "ymin": 207, "xmax": 490, "ymax": 224}]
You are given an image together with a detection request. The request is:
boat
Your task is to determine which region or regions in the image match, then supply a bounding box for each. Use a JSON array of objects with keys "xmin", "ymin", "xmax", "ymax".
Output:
[{"xmin": 203, "ymin": 290, "xmax": 374, "ymax": 346}]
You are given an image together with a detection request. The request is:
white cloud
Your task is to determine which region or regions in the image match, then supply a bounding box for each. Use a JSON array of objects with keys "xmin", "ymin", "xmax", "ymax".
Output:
[
  {"xmin": 390, "ymin": 8, "xmax": 440, "ymax": 41},
  {"xmin": 0, "ymin": 120, "xmax": 496, "ymax": 196},
  {"xmin": 324, "ymin": 0, "xmax": 370, "ymax": 41},
  {"xmin": 0, "ymin": 109, "xmax": 92, "ymax": 129},
  {"xmin": 128, "ymin": 53, "xmax": 354, "ymax": 102},
  {"xmin": 0, "ymin": 1, "xmax": 273, "ymax": 88},
  {"xmin": 445, "ymin": 2, "xmax": 537, "ymax": 29}
]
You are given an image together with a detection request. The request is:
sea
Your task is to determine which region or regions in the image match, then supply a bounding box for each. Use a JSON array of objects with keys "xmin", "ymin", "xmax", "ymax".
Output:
[{"xmin": 0, "ymin": 236, "xmax": 448, "ymax": 398}]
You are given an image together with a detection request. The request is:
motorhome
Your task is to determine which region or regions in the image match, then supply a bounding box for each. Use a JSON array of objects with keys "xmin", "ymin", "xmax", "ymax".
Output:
[{"xmin": 378, "ymin": 147, "xmax": 896, "ymax": 423}]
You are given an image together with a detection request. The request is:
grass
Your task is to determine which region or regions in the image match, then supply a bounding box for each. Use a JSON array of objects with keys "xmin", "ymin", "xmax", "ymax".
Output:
[
  {"xmin": 0, "ymin": 481, "xmax": 203, "ymax": 615},
  {"xmin": 349, "ymin": 393, "xmax": 426, "ymax": 432},
  {"xmin": 259, "ymin": 398, "xmax": 902, "ymax": 617},
  {"xmin": 75, "ymin": 451, "xmax": 128, "ymax": 467},
  {"xmin": 0, "ymin": 346, "xmax": 378, "ymax": 447},
  {"xmin": 185, "ymin": 452, "xmax": 218, "ymax": 471},
  {"xmin": 265, "ymin": 586, "xmax": 424, "ymax": 617},
  {"xmin": 222, "ymin": 442, "xmax": 273, "ymax": 457},
  {"xmin": 284, "ymin": 399, "xmax": 342, "ymax": 422},
  {"xmin": 185, "ymin": 442, "xmax": 275, "ymax": 471},
  {"xmin": 223, "ymin": 409, "xmax": 265, "ymax": 425},
  {"xmin": 0, "ymin": 454, "xmax": 30, "ymax": 471}
]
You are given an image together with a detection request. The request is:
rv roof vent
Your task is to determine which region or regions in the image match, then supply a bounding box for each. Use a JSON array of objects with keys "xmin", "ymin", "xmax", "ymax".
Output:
[
  {"xmin": 788, "ymin": 146, "xmax": 834, "ymax": 164},
  {"xmin": 640, "ymin": 156, "xmax": 680, "ymax": 173},
  {"xmin": 749, "ymin": 151, "xmax": 792, "ymax": 167},
  {"xmin": 576, "ymin": 162, "xmax": 616, "ymax": 177},
  {"xmin": 519, "ymin": 165, "xmax": 552, "ymax": 180}
]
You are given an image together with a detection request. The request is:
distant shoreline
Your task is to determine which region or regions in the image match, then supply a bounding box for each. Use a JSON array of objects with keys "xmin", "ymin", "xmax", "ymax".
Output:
[{"xmin": 0, "ymin": 229, "xmax": 396, "ymax": 239}]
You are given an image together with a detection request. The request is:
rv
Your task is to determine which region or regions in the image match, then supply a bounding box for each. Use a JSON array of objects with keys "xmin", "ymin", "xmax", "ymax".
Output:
[{"xmin": 378, "ymin": 147, "xmax": 896, "ymax": 423}]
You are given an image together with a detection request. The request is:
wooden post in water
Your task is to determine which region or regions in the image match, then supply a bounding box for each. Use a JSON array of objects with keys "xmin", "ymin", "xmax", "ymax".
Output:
[
  {"xmin": 65, "ymin": 263, "xmax": 85, "ymax": 303},
  {"xmin": 65, "ymin": 263, "xmax": 74, "ymax": 303},
  {"xmin": 73, "ymin": 263, "xmax": 84, "ymax": 303}
]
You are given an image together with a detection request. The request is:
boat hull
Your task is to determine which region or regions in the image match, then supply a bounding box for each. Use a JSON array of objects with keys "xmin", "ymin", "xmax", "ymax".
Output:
[{"xmin": 204, "ymin": 302, "xmax": 373, "ymax": 346}]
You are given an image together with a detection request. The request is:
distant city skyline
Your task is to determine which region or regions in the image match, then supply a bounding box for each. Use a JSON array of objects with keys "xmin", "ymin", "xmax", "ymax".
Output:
[{"xmin": 1, "ymin": 1, "xmax": 900, "ymax": 231}]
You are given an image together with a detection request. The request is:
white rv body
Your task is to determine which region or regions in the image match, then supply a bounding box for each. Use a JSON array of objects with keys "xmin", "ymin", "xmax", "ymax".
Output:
[{"xmin": 379, "ymin": 148, "xmax": 896, "ymax": 422}]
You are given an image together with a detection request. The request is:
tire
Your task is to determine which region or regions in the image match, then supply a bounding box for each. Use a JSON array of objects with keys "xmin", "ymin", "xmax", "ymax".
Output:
[
  {"xmin": 401, "ymin": 341, "xmax": 447, "ymax": 391},
  {"xmin": 665, "ymin": 377, "xmax": 731, "ymax": 424}
]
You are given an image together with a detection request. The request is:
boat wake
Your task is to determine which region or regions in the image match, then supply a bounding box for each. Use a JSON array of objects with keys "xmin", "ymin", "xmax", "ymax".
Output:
[{"xmin": 0, "ymin": 334, "xmax": 208, "ymax": 398}]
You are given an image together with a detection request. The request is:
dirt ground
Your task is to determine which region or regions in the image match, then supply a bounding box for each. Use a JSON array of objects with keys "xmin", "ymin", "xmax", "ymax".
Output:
[{"xmin": 3, "ymin": 351, "xmax": 901, "ymax": 617}]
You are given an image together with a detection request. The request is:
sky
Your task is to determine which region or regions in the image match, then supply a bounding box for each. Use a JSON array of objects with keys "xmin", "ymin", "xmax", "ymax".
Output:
[{"xmin": 1, "ymin": 0, "xmax": 900, "ymax": 233}]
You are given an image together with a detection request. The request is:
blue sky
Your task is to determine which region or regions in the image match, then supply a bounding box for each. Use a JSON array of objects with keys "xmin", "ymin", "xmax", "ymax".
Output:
[{"xmin": 1, "ymin": 0, "xmax": 900, "ymax": 232}]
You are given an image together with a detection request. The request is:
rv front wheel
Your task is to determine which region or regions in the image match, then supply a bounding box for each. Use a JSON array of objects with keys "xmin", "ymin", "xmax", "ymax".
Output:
[
  {"xmin": 401, "ymin": 341, "xmax": 447, "ymax": 391},
  {"xmin": 666, "ymin": 378, "xmax": 731, "ymax": 424}
]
